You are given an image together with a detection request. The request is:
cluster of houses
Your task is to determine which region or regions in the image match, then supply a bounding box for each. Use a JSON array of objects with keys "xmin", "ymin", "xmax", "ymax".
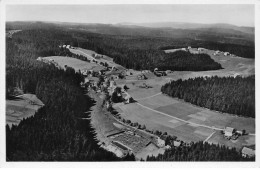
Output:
[{"xmin": 223, "ymin": 127, "xmax": 245, "ymax": 141}]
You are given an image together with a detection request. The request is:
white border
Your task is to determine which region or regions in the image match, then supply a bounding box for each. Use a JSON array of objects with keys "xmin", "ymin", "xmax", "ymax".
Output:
[{"xmin": 0, "ymin": 0, "xmax": 259, "ymax": 169}]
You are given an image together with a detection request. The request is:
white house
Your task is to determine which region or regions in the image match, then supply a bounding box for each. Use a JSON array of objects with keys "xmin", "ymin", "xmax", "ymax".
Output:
[
  {"xmin": 157, "ymin": 137, "xmax": 165, "ymax": 147},
  {"xmin": 224, "ymin": 52, "xmax": 230, "ymax": 56},
  {"xmin": 224, "ymin": 127, "xmax": 235, "ymax": 137},
  {"xmin": 242, "ymin": 147, "xmax": 255, "ymax": 158}
]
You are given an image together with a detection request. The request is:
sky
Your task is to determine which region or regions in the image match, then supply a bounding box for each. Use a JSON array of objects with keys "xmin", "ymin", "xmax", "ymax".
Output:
[{"xmin": 6, "ymin": 4, "xmax": 255, "ymax": 27}]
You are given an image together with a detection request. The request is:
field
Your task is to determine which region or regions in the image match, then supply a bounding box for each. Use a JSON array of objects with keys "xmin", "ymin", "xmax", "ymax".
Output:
[
  {"xmin": 164, "ymin": 48, "xmax": 254, "ymax": 78},
  {"xmin": 43, "ymin": 56, "xmax": 99, "ymax": 71},
  {"xmin": 66, "ymin": 47, "xmax": 255, "ymax": 150},
  {"xmin": 69, "ymin": 47, "xmax": 125, "ymax": 70},
  {"xmin": 89, "ymin": 91, "xmax": 164, "ymax": 160},
  {"xmin": 6, "ymin": 94, "xmax": 44, "ymax": 127},
  {"xmin": 113, "ymin": 48, "xmax": 255, "ymax": 148}
]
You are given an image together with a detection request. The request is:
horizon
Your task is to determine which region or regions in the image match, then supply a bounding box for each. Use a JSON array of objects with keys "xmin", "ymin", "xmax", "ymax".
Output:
[
  {"xmin": 6, "ymin": 20, "xmax": 255, "ymax": 28},
  {"xmin": 6, "ymin": 4, "xmax": 254, "ymax": 27}
]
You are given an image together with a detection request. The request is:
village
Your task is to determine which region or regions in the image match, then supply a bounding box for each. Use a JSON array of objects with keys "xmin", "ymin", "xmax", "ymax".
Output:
[{"xmin": 34, "ymin": 44, "xmax": 255, "ymax": 160}]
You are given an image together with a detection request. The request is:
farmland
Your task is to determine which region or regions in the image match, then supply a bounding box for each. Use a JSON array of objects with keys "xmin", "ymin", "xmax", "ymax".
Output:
[
  {"xmin": 6, "ymin": 94, "xmax": 44, "ymax": 127},
  {"xmin": 43, "ymin": 56, "xmax": 100, "ymax": 71},
  {"xmin": 42, "ymin": 46, "xmax": 255, "ymax": 155}
]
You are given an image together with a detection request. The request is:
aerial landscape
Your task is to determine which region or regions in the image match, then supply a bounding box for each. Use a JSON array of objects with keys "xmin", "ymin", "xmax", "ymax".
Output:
[{"xmin": 5, "ymin": 4, "xmax": 255, "ymax": 162}]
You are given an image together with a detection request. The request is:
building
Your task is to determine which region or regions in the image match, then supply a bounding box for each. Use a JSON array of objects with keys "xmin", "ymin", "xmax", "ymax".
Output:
[
  {"xmin": 173, "ymin": 141, "xmax": 181, "ymax": 147},
  {"xmin": 224, "ymin": 127, "xmax": 235, "ymax": 137},
  {"xmin": 157, "ymin": 137, "xmax": 165, "ymax": 147},
  {"xmin": 224, "ymin": 52, "xmax": 230, "ymax": 56},
  {"xmin": 242, "ymin": 147, "xmax": 255, "ymax": 158}
]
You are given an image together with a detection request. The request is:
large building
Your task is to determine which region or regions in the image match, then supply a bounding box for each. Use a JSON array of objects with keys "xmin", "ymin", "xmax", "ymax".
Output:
[
  {"xmin": 241, "ymin": 147, "xmax": 255, "ymax": 158},
  {"xmin": 224, "ymin": 127, "xmax": 235, "ymax": 137}
]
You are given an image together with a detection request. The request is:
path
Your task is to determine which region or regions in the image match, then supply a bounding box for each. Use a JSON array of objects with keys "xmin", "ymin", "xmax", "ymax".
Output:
[{"xmin": 203, "ymin": 131, "xmax": 216, "ymax": 143}]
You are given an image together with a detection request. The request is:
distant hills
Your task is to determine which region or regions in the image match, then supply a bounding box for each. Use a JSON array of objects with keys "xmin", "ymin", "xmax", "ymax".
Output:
[
  {"xmin": 6, "ymin": 21, "xmax": 254, "ymax": 47},
  {"xmin": 116, "ymin": 22, "xmax": 254, "ymax": 35}
]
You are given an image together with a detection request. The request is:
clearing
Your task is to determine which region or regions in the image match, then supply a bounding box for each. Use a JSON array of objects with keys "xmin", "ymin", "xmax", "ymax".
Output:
[{"xmin": 6, "ymin": 94, "xmax": 44, "ymax": 127}]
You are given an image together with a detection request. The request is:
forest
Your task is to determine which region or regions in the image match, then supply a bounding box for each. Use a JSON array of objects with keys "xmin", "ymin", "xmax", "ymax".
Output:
[
  {"xmin": 146, "ymin": 141, "xmax": 254, "ymax": 161},
  {"xmin": 6, "ymin": 29, "xmax": 135, "ymax": 161},
  {"xmin": 7, "ymin": 22, "xmax": 254, "ymax": 72},
  {"xmin": 161, "ymin": 76, "xmax": 255, "ymax": 118}
]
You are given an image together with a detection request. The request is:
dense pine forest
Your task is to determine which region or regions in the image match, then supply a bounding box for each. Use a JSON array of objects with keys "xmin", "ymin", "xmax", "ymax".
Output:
[
  {"xmin": 6, "ymin": 29, "xmax": 135, "ymax": 161},
  {"xmin": 146, "ymin": 141, "xmax": 254, "ymax": 161},
  {"xmin": 161, "ymin": 76, "xmax": 255, "ymax": 118}
]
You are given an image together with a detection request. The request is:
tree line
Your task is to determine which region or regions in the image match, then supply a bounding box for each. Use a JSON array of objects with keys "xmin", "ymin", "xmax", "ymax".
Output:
[
  {"xmin": 146, "ymin": 141, "xmax": 254, "ymax": 161},
  {"xmin": 161, "ymin": 76, "xmax": 255, "ymax": 118}
]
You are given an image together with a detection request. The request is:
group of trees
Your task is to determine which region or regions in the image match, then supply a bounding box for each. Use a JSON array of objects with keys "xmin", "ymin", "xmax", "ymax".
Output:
[
  {"xmin": 161, "ymin": 76, "xmax": 255, "ymax": 118},
  {"xmin": 147, "ymin": 141, "xmax": 254, "ymax": 161},
  {"xmin": 6, "ymin": 29, "xmax": 135, "ymax": 161}
]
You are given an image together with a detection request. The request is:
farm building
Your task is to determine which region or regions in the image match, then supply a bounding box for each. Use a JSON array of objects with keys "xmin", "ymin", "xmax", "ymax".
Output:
[
  {"xmin": 124, "ymin": 94, "xmax": 134, "ymax": 104},
  {"xmin": 137, "ymin": 74, "xmax": 147, "ymax": 80},
  {"xmin": 224, "ymin": 127, "xmax": 235, "ymax": 137},
  {"xmin": 157, "ymin": 137, "xmax": 165, "ymax": 147},
  {"xmin": 224, "ymin": 52, "xmax": 230, "ymax": 56},
  {"xmin": 198, "ymin": 47, "xmax": 204, "ymax": 51},
  {"xmin": 94, "ymin": 54, "xmax": 102, "ymax": 59},
  {"xmin": 36, "ymin": 57, "xmax": 42, "ymax": 61},
  {"xmin": 241, "ymin": 147, "xmax": 255, "ymax": 158},
  {"xmin": 173, "ymin": 141, "xmax": 181, "ymax": 147}
]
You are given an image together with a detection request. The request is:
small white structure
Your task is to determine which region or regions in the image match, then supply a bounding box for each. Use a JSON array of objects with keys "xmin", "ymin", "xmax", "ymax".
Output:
[
  {"xmin": 173, "ymin": 141, "xmax": 181, "ymax": 147},
  {"xmin": 37, "ymin": 57, "xmax": 42, "ymax": 61},
  {"xmin": 154, "ymin": 68, "xmax": 158, "ymax": 72},
  {"xmin": 157, "ymin": 137, "xmax": 165, "ymax": 147},
  {"xmin": 224, "ymin": 52, "xmax": 230, "ymax": 56},
  {"xmin": 242, "ymin": 147, "xmax": 255, "ymax": 158},
  {"xmin": 224, "ymin": 127, "xmax": 234, "ymax": 137},
  {"xmin": 188, "ymin": 46, "xmax": 191, "ymax": 49},
  {"xmin": 198, "ymin": 47, "xmax": 204, "ymax": 51}
]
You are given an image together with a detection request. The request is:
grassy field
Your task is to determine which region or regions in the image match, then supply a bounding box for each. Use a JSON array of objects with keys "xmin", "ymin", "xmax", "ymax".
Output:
[
  {"xmin": 115, "ymin": 69, "xmax": 255, "ymax": 147},
  {"xmin": 69, "ymin": 47, "xmax": 125, "ymax": 70},
  {"xmin": 164, "ymin": 48, "xmax": 254, "ymax": 78},
  {"xmin": 6, "ymin": 94, "xmax": 44, "ymax": 127},
  {"xmin": 43, "ymin": 56, "xmax": 99, "ymax": 71}
]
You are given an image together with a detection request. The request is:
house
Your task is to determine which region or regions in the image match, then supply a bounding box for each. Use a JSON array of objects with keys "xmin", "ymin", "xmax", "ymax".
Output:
[
  {"xmin": 188, "ymin": 46, "xmax": 191, "ymax": 49},
  {"xmin": 124, "ymin": 94, "xmax": 133, "ymax": 104},
  {"xmin": 224, "ymin": 127, "xmax": 235, "ymax": 138},
  {"xmin": 173, "ymin": 141, "xmax": 181, "ymax": 147},
  {"xmin": 224, "ymin": 52, "xmax": 230, "ymax": 56},
  {"xmin": 242, "ymin": 147, "xmax": 255, "ymax": 158},
  {"xmin": 94, "ymin": 54, "xmax": 102, "ymax": 59},
  {"xmin": 66, "ymin": 45, "xmax": 71, "ymax": 49},
  {"xmin": 137, "ymin": 74, "xmax": 147, "ymax": 80},
  {"xmin": 157, "ymin": 137, "xmax": 165, "ymax": 147},
  {"xmin": 37, "ymin": 57, "xmax": 42, "ymax": 61},
  {"xmin": 198, "ymin": 47, "xmax": 204, "ymax": 51}
]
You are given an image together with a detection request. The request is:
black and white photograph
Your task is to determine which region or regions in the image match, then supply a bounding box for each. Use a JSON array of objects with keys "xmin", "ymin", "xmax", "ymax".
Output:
[{"xmin": 0, "ymin": 0, "xmax": 259, "ymax": 168}]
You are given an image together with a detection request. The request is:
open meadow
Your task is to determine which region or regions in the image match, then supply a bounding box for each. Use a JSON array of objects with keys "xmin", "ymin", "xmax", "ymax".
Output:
[
  {"xmin": 6, "ymin": 94, "xmax": 44, "ymax": 127},
  {"xmin": 43, "ymin": 56, "xmax": 99, "ymax": 71}
]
